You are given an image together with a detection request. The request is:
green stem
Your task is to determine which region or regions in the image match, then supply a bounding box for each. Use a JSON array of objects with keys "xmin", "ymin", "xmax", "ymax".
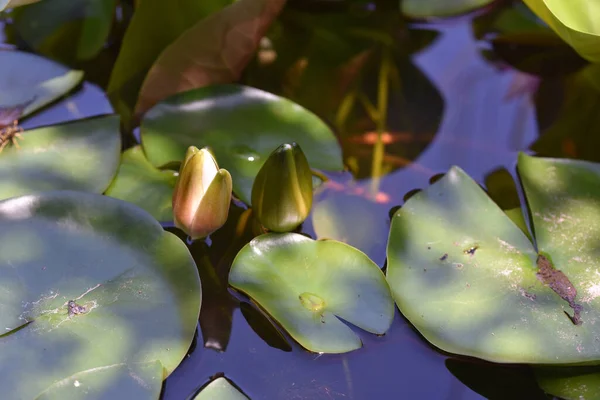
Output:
[{"xmin": 370, "ymin": 48, "xmax": 390, "ymax": 194}]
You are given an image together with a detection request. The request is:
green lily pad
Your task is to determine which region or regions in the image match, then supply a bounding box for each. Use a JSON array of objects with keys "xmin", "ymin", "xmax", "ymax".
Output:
[
  {"xmin": 140, "ymin": 84, "xmax": 344, "ymax": 204},
  {"xmin": 193, "ymin": 377, "xmax": 249, "ymax": 400},
  {"xmin": 12, "ymin": 0, "xmax": 117, "ymax": 62},
  {"xmin": 0, "ymin": 0, "xmax": 40, "ymax": 11},
  {"xmin": 35, "ymin": 361, "xmax": 164, "ymax": 400},
  {"xmin": 523, "ymin": 0, "xmax": 600, "ymax": 63},
  {"xmin": 387, "ymin": 152, "xmax": 600, "ymax": 364},
  {"xmin": 401, "ymin": 0, "xmax": 495, "ymax": 18},
  {"xmin": 229, "ymin": 233, "xmax": 394, "ymax": 353},
  {"xmin": 0, "ymin": 50, "xmax": 83, "ymax": 118},
  {"xmin": 105, "ymin": 145, "xmax": 177, "ymax": 222},
  {"xmin": 0, "ymin": 114, "xmax": 121, "ymax": 201},
  {"xmin": 0, "ymin": 191, "xmax": 201, "ymax": 399},
  {"xmin": 535, "ymin": 366, "xmax": 600, "ymax": 400}
]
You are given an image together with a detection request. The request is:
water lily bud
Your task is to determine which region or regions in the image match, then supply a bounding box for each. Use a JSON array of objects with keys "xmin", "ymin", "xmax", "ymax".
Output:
[
  {"xmin": 173, "ymin": 146, "xmax": 233, "ymax": 239},
  {"xmin": 251, "ymin": 143, "xmax": 313, "ymax": 232}
]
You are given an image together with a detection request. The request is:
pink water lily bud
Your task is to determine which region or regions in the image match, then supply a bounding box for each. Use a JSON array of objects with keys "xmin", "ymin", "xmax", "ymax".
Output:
[{"xmin": 172, "ymin": 146, "xmax": 233, "ymax": 239}]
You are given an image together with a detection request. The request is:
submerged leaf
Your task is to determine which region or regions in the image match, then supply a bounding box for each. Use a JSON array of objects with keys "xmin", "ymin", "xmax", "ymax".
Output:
[
  {"xmin": 135, "ymin": 0, "xmax": 286, "ymax": 118},
  {"xmin": 229, "ymin": 233, "xmax": 394, "ymax": 353},
  {"xmin": 401, "ymin": 0, "xmax": 495, "ymax": 19}
]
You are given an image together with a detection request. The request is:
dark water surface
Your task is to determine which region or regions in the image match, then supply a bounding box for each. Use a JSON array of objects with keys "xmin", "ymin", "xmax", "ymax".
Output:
[{"xmin": 1, "ymin": 9, "xmax": 554, "ymax": 400}]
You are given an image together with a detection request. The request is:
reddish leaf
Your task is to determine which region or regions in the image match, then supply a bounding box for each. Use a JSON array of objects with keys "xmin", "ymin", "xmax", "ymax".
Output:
[{"xmin": 134, "ymin": 0, "xmax": 286, "ymax": 119}]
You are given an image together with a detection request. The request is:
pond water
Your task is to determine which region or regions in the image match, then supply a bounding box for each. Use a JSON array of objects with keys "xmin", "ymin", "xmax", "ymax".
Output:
[{"xmin": 1, "ymin": 4, "xmax": 563, "ymax": 399}]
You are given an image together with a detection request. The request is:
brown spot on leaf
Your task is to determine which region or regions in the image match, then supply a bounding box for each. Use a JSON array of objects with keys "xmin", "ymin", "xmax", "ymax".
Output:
[
  {"xmin": 464, "ymin": 245, "xmax": 479, "ymax": 256},
  {"xmin": 440, "ymin": 253, "xmax": 448, "ymax": 261},
  {"xmin": 536, "ymin": 254, "xmax": 582, "ymax": 325}
]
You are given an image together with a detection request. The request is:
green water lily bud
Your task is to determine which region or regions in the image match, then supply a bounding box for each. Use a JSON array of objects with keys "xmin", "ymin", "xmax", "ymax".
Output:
[
  {"xmin": 251, "ymin": 143, "xmax": 313, "ymax": 232},
  {"xmin": 172, "ymin": 146, "xmax": 233, "ymax": 239}
]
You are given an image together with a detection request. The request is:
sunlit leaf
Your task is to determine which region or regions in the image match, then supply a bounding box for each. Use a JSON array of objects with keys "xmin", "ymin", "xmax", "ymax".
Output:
[
  {"xmin": 35, "ymin": 361, "xmax": 164, "ymax": 400},
  {"xmin": 0, "ymin": 50, "xmax": 83, "ymax": 119},
  {"xmin": 134, "ymin": 0, "xmax": 286, "ymax": 118},
  {"xmin": 107, "ymin": 0, "xmax": 232, "ymax": 125},
  {"xmin": 229, "ymin": 233, "xmax": 394, "ymax": 353},
  {"xmin": 12, "ymin": 0, "xmax": 116, "ymax": 62},
  {"xmin": 401, "ymin": 0, "xmax": 495, "ymax": 19},
  {"xmin": 193, "ymin": 377, "xmax": 248, "ymax": 400},
  {"xmin": 523, "ymin": 0, "xmax": 600, "ymax": 63},
  {"xmin": 0, "ymin": 191, "xmax": 201, "ymax": 399},
  {"xmin": 535, "ymin": 365, "xmax": 600, "ymax": 400},
  {"xmin": 105, "ymin": 145, "xmax": 177, "ymax": 222},
  {"xmin": 387, "ymin": 153, "xmax": 600, "ymax": 364},
  {"xmin": 140, "ymin": 84, "xmax": 343, "ymax": 204},
  {"xmin": 0, "ymin": 115, "xmax": 121, "ymax": 201}
]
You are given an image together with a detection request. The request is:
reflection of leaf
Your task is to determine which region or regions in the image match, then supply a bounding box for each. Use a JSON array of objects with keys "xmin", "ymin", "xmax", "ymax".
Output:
[
  {"xmin": 240, "ymin": 302, "xmax": 292, "ymax": 352},
  {"xmin": 523, "ymin": 0, "xmax": 600, "ymax": 63},
  {"xmin": 0, "ymin": 50, "xmax": 83, "ymax": 118},
  {"xmin": 193, "ymin": 376, "xmax": 249, "ymax": 400},
  {"xmin": 446, "ymin": 358, "xmax": 546, "ymax": 400},
  {"xmin": 140, "ymin": 84, "xmax": 343, "ymax": 204},
  {"xmin": 229, "ymin": 233, "xmax": 394, "ymax": 353},
  {"xmin": 484, "ymin": 167, "xmax": 520, "ymax": 210},
  {"xmin": 532, "ymin": 64, "xmax": 600, "ymax": 162},
  {"xmin": 106, "ymin": 0, "xmax": 232, "ymax": 124},
  {"xmin": 0, "ymin": 191, "xmax": 201, "ymax": 399},
  {"xmin": 0, "ymin": 115, "xmax": 121, "ymax": 201},
  {"xmin": 12, "ymin": 0, "xmax": 116, "ymax": 62},
  {"xmin": 35, "ymin": 361, "xmax": 164, "ymax": 400},
  {"xmin": 134, "ymin": 0, "xmax": 286, "ymax": 118},
  {"xmin": 105, "ymin": 145, "xmax": 177, "ymax": 222},
  {"xmin": 387, "ymin": 153, "xmax": 600, "ymax": 364},
  {"xmin": 535, "ymin": 365, "xmax": 600, "ymax": 400},
  {"xmin": 401, "ymin": 0, "xmax": 494, "ymax": 19}
]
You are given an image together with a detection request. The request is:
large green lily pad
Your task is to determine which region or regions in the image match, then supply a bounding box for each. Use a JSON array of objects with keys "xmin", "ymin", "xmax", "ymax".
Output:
[
  {"xmin": 387, "ymin": 152, "xmax": 600, "ymax": 364},
  {"xmin": 229, "ymin": 233, "xmax": 394, "ymax": 353},
  {"xmin": 193, "ymin": 377, "xmax": 249, "ymax": 400},
  {"xmin": 535, "ymin": 366, "xmax": 600, "ymax": 400},
  {"xmin": 0, "ymin": 115, "xmax": 121, "ymax": 201},
  {"xmin": 35, "ymin": 361, "xmax": 164, "ymax": 400},
  {"xmin": 401, "ymin": 0, "xmax": 495, "ymax": 18},
  {"xmin": 0, "ymin": 191, "xmax": 201, "ymax": 399},
  {"xmin": 523, "ymin": 0, "xmax": 600, "ymax": 63},
  {"xmin": 0, "ymin": 50, "xmax": 83, "ymax": 118},
  {"xmin": 140, "ymin": 84, "xmax": 344, "ymax": 204},
  {"xmin": 104, "ymin": 145, "xmax": 177, "ymax": 222}
]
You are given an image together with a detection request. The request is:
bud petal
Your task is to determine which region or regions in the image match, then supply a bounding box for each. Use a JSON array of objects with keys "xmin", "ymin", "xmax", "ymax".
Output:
[
  {"xmin": 251, "ymin": 143, "xmax": 313, "ymax": 232},
  {"xmin": 173, "ymin": 146, "xmax": 232, "ymax": 239}
]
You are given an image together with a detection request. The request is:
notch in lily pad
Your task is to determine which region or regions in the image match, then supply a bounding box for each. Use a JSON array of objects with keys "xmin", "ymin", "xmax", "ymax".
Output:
[
  {"xmin": 387, "ymin": 152, "xmax": 600, "ymax": 364},
  {"xmin": 229, "ymin": 233, "xmax": 394, "ymax": 354}
]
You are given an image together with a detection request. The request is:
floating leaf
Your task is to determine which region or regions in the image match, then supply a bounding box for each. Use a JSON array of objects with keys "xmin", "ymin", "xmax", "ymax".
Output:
[
  {"xmin": 12, "ymin": 0, "xmax": 116, "ymax": 62},
  {"xmin": 401, "ymin": 0, "xmax": 495, "ymax": 19},
  {"xmin": 35, "ymin": 361, "xmax": 164, "ymax": 400},
  {"xmin": 387, "ymin": 153, "xmax": 600, "ymax": 364},
  {"xmin": 535, "ymin": 366, "xmax": 600, "ymax": 400},
  {"xmin": 523, "ymin": 0, "xmax": 600, "ymax": 63},
  {"xmin": 135, "ymin": 0, "xmax": 286, "ymax": 118},
  {"xmin": 105, "ymin": 145, "xmax": 177, "ymax": 222},
  {"xmin": 193, "ymin": 377, "xmax": 248, "ymax": 400},
  {"xmin": 141, "ymin": 84, "xmax": 344, "ymax": 204},
  {"xmin": 0, "ymin": 115, "xmax": 121, "ymax": 201},
  {"xmin": 0, "ymin": 50, "xmax": 83, "ymax": 118},
  {"xmin": 229, "ymin": 233, "xmax": 393, "ymax": 353},
  {"xmin": 0, "ymin": 191, "xmax": 201, "ymax": 399},
  {"xmin": 106, "ymin": 0, "xmax": 232, "ymax": 124}
]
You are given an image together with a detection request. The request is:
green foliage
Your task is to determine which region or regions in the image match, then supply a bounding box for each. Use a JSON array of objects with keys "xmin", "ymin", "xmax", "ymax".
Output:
[{"xmin": 193, "ymin": 377, "xmax": 249, "ymax": 400}]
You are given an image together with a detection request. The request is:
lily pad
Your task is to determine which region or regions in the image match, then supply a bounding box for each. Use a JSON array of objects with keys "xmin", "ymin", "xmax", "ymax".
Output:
[
  {"xmin": 193, "ymin": 377, "xmax": 249, "ymax": 400},
  {"xmin": 0, "ymin": 50, "xmax": 84, "ymax": 118},
  {"xmin": 140, "ymin": 84, "xmax": 344, "ymax": 204},
  {"xmin": 386, "ymin": 152, "xmax": 600, "ymax": 364},
  {"xmin": 105, "ymin": 145, "xmax": 177, "ymax": 222},
  {"xmin": 523, "ymin": 0, "xmax": 600, "ymax": 63},
  {"xmin": 401, "ymin": 0, "xmax": 495, "ymax": 19},
  {"xmin": 229, "ymin": 233, "xmax": 394, "ymax": 353},
  {"xmin": 35, "ymin": 361, "xmax": 164, "ymax": 400},
  {"xmin": 0, "ymin": 191, "xmax": 201, "ymax": 399},
  {"xmin": 0, "ymin": 114, "xmax": 121, "ymax": 201},
  {"xmin": 535, "ymin": 366, "xmax": 600, "ymax": 400},
  {"xmin": 0, "ymin": 0, "xmax": 40, "ymax": 11}
]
